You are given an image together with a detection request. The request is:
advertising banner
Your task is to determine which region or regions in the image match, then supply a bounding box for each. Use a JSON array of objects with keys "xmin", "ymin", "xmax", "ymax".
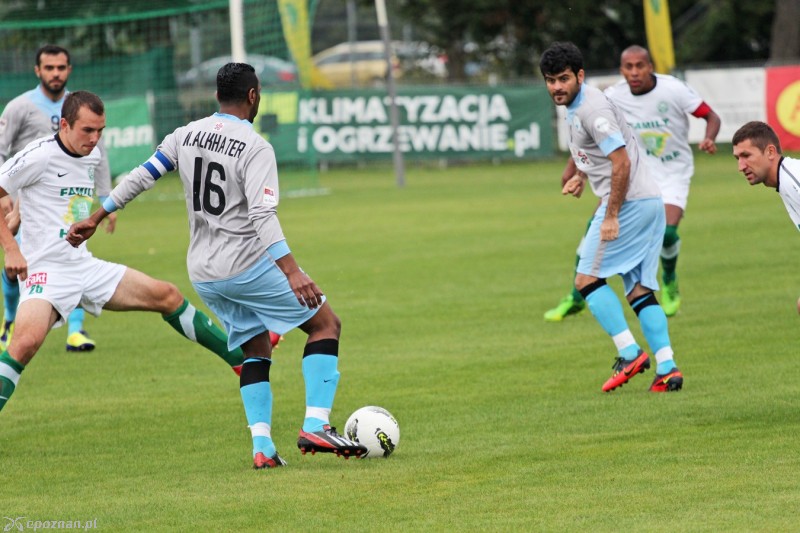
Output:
[
  {"xmin": 257, "ymin": 85, "xmax": 554, "ymax": 163},
  {"xmin": 766, "ymin": 65, "xmax": 800, "ymax": 151},
  {"xmin": 103, "ymin": 95, "xmax": 155, "ymax": 176}
]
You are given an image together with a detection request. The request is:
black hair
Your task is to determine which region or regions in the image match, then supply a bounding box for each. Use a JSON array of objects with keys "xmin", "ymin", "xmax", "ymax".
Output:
[
  {"xmin": 36, "ymin": 44, "xmax": 70, "ymax": 66},
  {"xmin": 539, "ymin": 41, "xmax": 583, "ymax": 77},
  {"xmin": 216, "ymin": 62, "xmax": 258, "ymax": 104}
]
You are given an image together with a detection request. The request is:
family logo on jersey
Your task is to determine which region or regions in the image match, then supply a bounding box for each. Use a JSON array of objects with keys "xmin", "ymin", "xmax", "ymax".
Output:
[
  {"xmin": 25, "ymin": 272, "xmax": 47, "ymax": 288},
  {"xmin": 657, "ymin": 101, "xmax": 669, "ymax": 114},
  {"xmin": 62, "ymin": 195, "xmax": 93, "ymax": 224},
  {"xmin": 571, "ymin": 115, "xmax": 582, "ymax": 131},
  {"xmin": 214, "ymin": 122, "xmax": 224, "ymax": 131},
  {"xmin": 262, "ymin": 187, "xmax": 277, "ymax": 207},
  {"xmin": 88, "ymin": 165, "xmax": 95, "ymax": 183},
  {"xmin": 639, "ymin": 132, "xmax": 670, "ymax": 157}
]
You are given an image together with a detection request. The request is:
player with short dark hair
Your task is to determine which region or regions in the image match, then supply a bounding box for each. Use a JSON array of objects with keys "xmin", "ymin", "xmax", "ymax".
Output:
[
  {"xmin": 539, "ymin": 42, "xmax": 683, "ymax": 392},
  {"xmin": 0, "ymin": 44, "xmax": 115, "ymax": 352},
  {"xmin": 0, "ymin": 91, "xmax": 248, "ymax": 415},
  {"xmin": 68, "ymin": 62, "xmax": 367, "ymax": 468},
  {"xmin": 732, "ymin": 121, "xmax": 800, "ymax": 312},
  {"xmin": 544, "ymin": 45, "xmax": 721, "ymax": 321}
]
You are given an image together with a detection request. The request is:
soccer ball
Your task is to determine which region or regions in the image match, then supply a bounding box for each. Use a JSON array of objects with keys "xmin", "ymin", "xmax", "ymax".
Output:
[{"xmin": 344, "ymin": 406, "xmax": 400, "ymax": 458}]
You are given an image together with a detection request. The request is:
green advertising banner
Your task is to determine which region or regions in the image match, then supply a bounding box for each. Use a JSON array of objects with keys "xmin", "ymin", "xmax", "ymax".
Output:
[
  {"xmin": 257, "ymin": 85, "xmax": 554, "ymax": 163},
  {"xmin": 103, "ymin": 95, "xmax": 155, "ymax": 177}
]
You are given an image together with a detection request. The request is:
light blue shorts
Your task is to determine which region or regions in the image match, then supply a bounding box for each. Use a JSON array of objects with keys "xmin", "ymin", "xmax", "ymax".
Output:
[
  {"xmin": 192, "ymin": 253, "xmax": 323, "ymax": 350},
  {"xmin": 577, "ymin": 197, "xmax": 665, "ymax": 295}
]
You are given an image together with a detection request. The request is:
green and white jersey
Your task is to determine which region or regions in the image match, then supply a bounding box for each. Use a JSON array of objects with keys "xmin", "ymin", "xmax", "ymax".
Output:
[
  {"xmin": 604, "ymin": 74, "xmax": 703, "ymax": 181},
  {"xmin": 566, "ymin": 84, "xmax": 659, "ymax": 201},
  {"xmin": 0, "ymin": 134, "xmax": 100, "ymax": 266},
  {"xmin": 0, "ymin": 87, "xmax": 112, "ymax": 197},
  {"xmin": 110, "ymin": 113, "xmax": 285, "ymax": 282},
  {"xmin": 777, "ymin": 156, "xmax": 800, "ymax": 232}
]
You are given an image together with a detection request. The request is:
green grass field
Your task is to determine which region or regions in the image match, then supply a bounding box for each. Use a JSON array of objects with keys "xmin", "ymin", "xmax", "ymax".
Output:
[{"xmin": 2, "ymin": 152, "xmax": 800, "ymax": 531}]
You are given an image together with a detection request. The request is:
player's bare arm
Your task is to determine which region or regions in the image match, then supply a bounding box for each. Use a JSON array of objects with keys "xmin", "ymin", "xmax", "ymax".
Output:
[
  {"xmin": 602, "ymin": 147, "xmax": 631, "ymax": 241},
  {"xmin": 698, "ymin": 109, "xmax": 721, "ymax": 154},
  {"xmin": 66, "ymin": 206, "xmax": 110, "ymax": 246},
  {"xmin": 0, "ymin": 187, "xmax": 27, "ymax": 281}
]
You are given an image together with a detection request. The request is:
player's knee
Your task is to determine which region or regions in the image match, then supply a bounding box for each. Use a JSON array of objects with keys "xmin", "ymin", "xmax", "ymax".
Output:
[
  {"xmin": 157, "ymin": 281, "xmax": 184, "ymax": 313},
  {"xmin": 304, "ymin": 304, "xmax": 341, "ymax": 339},
  {"xmin": 7, "ymin": 332, "xmax": 43, "ymax": 365}
]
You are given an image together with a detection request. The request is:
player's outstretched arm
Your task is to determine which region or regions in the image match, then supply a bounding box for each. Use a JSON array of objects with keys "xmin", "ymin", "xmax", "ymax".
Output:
[{"xmin": 66, "ymin": 207, "xmax": 109, "ymax": 247}]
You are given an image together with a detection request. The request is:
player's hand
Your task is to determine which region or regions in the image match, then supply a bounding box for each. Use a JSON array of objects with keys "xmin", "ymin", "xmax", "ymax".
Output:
[
  {"xmin": 102, "ymin": 212, "xmax": 118, "ymax": 234},
  {"xmin": 66, "ymin": 219, "xmax": 99, "ymax": 247},
  {"xmin": 286, "ymin": 270, "xmax": 324, "ymax": 309},
  {"xmin": 562, "ymin": 174, "xmax": 587, "ymax": 198},
  {"xmin": 698, "ymin": 138, "xmax": 717, "ymax": 154},
  {"xmin": 3, "ymin": 248, "xmax": 27, "ymax": 282},
  {"xmin": 600, "ymin": 216, "xmax": 619, "ymax": 241}
]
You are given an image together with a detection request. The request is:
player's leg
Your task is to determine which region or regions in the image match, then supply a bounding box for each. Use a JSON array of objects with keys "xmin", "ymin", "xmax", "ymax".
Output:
[
  {"xmin": 660, "ymin": 204, "xmax": 684, "ymax": 317},
  {"xmin": 238, "ymin": 332, "xmax": 286, "ymax": 469},
  {"xmin": 0, "ymin": 269, "xmax": 20, "ymax": 350},
  {"xmin": 0, "ymin": 299, "xmax": 59, "ymax": 412},
  {"xmin": 578, "ymin": 275, "xmax": 649, "ymax": 392},
  {"xmin": 65, "ymin": 307, "xmax": 96, "ymax": 352},
  {"xmin": 98, "ymin": 266, "xmax": 245, "ymax": 372},
  {"xmin": 627, "ymin": 285, "xmax": 682, "ymax": 392},
  {"xmin": 295, "ymin": 303, "xmax": 366, "ymax": 458},
  {"xmin": 544, "ymin": 216, "xmax": 593, "ymax": 322}
]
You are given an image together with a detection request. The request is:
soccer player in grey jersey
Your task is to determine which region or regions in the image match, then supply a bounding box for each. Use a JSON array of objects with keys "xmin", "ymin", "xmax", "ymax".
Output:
[
  {"xmin": 539, "ymin": 42, "xmax": 683, "ymax": 392},
  {"xmin": 733, "ymin": 121, "xmax": 800, "ymax": 313},
  {"xmin": 68, "ymin": 63, "xmax": 366, "ymax": 468},
  {"xmin": 0, "ymin": 44, "xmax": 116, "ymax": 352}
]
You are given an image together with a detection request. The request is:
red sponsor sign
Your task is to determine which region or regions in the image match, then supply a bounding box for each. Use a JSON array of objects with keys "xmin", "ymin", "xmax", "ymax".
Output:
[{"xmin": 766, "ymin": 66, "xmax": 800, "ymax": 150}]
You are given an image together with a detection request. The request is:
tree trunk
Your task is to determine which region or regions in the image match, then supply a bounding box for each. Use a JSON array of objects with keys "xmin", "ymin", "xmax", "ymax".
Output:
[{"xmin": 770, "ymin": 0, "xmax": 800, "ymax": 62}]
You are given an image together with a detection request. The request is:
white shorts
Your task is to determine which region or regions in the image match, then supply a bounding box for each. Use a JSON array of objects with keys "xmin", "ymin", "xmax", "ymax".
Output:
[
  {"xmin": 652, "ymin": 173, "xmax": 690, "ymax": 210},
  {"xmin": 19, "ymin": 257, "xmax": 127, "ymax": 329}
]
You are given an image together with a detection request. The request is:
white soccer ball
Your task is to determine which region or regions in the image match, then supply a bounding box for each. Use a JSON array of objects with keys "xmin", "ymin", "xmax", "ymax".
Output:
[{"xmin": 344, "ymin": 406, "xmax": 400, "ymax": 458}]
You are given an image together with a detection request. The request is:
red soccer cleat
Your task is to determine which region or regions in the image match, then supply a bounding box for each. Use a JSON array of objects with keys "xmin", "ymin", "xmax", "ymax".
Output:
[{"xmin": 602, "ymin": 351, "xmax": 651, "ymax": 392}]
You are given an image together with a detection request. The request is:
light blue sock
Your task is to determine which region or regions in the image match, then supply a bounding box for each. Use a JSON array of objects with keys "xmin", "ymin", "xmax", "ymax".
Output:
[
  {"xmin": 302, "ymin": 354, "xmax": 339, "ymax": 433},
  {"xmin": 585, "ymin": 284, "xmax": 640, "ymax": 360},
  {"xmin": 2, "ymin": 269, "xmax": 19, "ymax": 324},
  {"xmin": 240, "ymin": 358, "xmax": 275, "ymax": 458},
  {"xmin": 637, "ymin": 304, "xmax": 675, "ymax": 373},
  {"xmin": 67, "ymin": 308, "xmax": 85, "ymax": 335}
]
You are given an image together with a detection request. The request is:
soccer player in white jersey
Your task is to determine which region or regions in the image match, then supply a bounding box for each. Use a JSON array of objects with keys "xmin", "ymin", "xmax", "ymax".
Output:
[
  {"xmin": 732, "ymin": 121, "xmax": 800, "ymax": 312},
  {"xmin": 0, "ymin": 91, "xmax": 248, "ymax": 415},
  {"xmin": 539, "ymin": 42, "xmax": 683, "ymax": 392},
  {"xmin": 67, "ymin": 63, "xmax": 367, "ymax": 468},
  {"xmin": 544, "ymin": 45, "xmax": 720, "ymax": 321},
  {"xmin": 0, "ymin": 45, "xmax": 117, "ymax": 352}
]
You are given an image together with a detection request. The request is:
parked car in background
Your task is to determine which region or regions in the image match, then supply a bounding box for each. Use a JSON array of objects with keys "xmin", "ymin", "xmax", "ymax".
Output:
[
  {"xmin": 312, "ymin": 41, "xmax": 402, "ymax": 88},
  {"xmin": 177, "ymin": 54, "xmax": 297, "ymax": 88}
]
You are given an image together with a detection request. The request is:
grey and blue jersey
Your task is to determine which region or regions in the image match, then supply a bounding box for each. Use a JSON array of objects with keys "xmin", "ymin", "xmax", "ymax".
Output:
[
  {"xmin": 108, "ymin": 113, "xmax": 287, "ymax": 283},
  {"xmin": 566, "ymin": 84, "xmax": 660, "ymax": 202}
]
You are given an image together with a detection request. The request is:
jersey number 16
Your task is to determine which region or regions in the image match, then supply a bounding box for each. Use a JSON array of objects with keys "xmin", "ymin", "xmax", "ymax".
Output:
[{"xmin": 192, "ymin": 157, "xmax": 226, "ymax": 215}]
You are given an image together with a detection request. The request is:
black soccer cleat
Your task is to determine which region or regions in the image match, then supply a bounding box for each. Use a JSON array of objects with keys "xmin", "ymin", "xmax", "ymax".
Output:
[{"xmin": 297, "ymin": 424, "xmax": 367, "ymax": 459}]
